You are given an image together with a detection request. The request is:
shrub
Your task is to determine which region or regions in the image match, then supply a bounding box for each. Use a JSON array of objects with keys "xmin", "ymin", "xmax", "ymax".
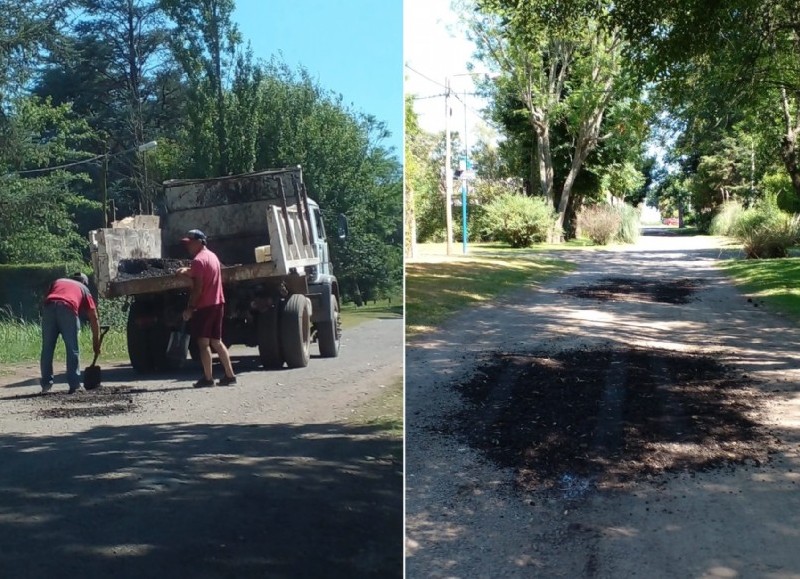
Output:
[
  {"xmin": 732, "ymin": 197, "xmax": 800, "ymax": 258},
  {"xmin": 709, "ymin": 200, "xmax": 744, "ymax": 236},
  {"xmin": 481, "ymin": 193, "xmax": 557, "ymax": 248},
  {"xmin": 578, "ymin": 204, "xmax": 622, "ymax": 245},
  {"xmin": 615, "ymin": 203, "xmax": 641, "ymax": 244}
]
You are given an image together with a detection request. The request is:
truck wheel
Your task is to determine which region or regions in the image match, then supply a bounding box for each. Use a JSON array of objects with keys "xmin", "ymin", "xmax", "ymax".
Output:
[
  {"xmin": 281, "ymin": 294, "xmax": 311, "ymax": 368},
  {"xmin": 317, "ymin": 294, "xmax": 341, "ymax": 358},
  {"xmin": 258, "ymin": 307, "xmax": 284, "ymax": 369},
  {"xmin": 127, "ymin": 302, "xmax": 155, "ymax": 373}
]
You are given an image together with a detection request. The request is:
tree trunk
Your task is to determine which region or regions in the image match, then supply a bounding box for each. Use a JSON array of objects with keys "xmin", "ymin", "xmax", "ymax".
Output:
[
  {"xmin": 780, "ymin": 88, "xmax": 800, "ymax": 196},
  {"xmin": 532, "ymin": 114, "xmax": 554, "ymax": 204}
]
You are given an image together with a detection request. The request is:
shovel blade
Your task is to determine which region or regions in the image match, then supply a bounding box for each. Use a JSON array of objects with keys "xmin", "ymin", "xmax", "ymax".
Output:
[{"xmin": 84, "ymin": 365, "xmax": 102, "ymax": 390}]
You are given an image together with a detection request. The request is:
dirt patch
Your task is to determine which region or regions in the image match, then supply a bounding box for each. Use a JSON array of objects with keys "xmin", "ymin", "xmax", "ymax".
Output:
[
  {"xmin": 449, "ymin": 347, "xmax": 780, "ymax": 493},
  {"xmin": 30, "ymin": 386, "xmax": 144, "ymax": 419},
  {"xmin": 562, "ymin": 277, "xmax": 701, "ymax": 304}
]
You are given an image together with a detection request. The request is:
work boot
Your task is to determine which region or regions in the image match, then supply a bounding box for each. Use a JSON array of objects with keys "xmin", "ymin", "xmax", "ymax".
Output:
[{"xmin": 193, "ymin": 378, "xmax": 215, "ymax": 388}]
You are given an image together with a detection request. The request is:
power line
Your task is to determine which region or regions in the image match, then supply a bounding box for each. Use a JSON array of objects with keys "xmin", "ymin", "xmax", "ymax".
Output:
[
  {"xmin": 2, "ymin": 141, "xmax": 157, "ymax": 179},
  {"xmin": 404, "ymin": 64, "xmax": 448, "ymax": 90},
  {"xmin": 6, "ymin": 153, "xmax": 106, "ymax": 177},
  {"xmin": 411, "ymin": 93, "xmax": 447, "ymax": 100},
  {"xmin": 452, "ymin": 92, "xmax": 488, "ymax": 120}
]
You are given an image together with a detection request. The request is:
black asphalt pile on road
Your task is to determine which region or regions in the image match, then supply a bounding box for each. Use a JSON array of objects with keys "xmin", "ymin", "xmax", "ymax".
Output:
[
  {"xmin": 34, "ymin": 386, "xmax": 145, "ymax": 419},
  {"xmin": 563, "ymin": 277, "xmax": 701, "ymax": 304},
  {"xmin": 116, "ymin": 258, "xmax": 191, "ymax": 280},
  {"xmin": 448, "ymin": 347, "xmax": 780, "ymax": 492}
]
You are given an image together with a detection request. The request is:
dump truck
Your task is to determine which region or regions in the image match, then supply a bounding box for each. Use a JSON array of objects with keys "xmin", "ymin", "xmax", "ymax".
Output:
[{"xmin": 89, "ymin": 166, "xmax": 343, "ymax": 373}]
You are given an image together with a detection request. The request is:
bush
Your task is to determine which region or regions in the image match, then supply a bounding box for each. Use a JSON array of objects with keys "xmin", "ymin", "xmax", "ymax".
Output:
[
  {"xmin": 709, "ymin": 200, "xmax": 744, "ymax": 236},
  {"xmin": 578, "ymin": 204, "xmax": 622, "ymax": 245},
  {"xmin": 615, "ymin": 203, "xmax": 641, "ymax": 244},
  {"xmin": 481, "ymin": 193, "xmax": 557, "ymax": 248},
  {"xmin": 732, "ymin": 197, "xmax": 800, "ymax": 258}
]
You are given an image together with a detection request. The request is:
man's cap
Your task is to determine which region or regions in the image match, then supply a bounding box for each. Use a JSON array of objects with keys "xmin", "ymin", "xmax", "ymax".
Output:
[
  {"xmin": 181, "ymin": 229, "xmax": 207, "ymax": 245},
  {"xmin": 71, "ymin": 272, "xmax": 90, "ymax": 286}
]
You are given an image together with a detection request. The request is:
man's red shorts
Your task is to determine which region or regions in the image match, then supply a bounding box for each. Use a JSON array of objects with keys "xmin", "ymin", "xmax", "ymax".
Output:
[{"xmin": 191, "ymin": 304, "xmax": 224, "ymax": 340}]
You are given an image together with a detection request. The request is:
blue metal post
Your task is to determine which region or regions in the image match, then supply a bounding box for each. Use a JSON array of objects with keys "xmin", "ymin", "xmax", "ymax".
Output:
[
  {"xmin": 462, "ymin": 89, "xmax": 469, "ymax": 255},
  {"xmin": 461, "ymin": 180, "xmax": 468, "ymax": 254}
]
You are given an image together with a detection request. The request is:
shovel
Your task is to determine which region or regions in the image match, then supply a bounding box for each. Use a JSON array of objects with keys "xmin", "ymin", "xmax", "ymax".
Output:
[
  {"xmin": 84, "ymin": 325, "xmax": 111, "ymax": 390},
  {"xmin": 166, "ymin": 320, "xmax": 191, "ymax": 365}
]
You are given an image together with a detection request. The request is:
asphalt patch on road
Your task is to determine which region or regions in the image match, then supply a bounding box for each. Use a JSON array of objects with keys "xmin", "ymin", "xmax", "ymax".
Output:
[
  {"xmin": 34, "ymin": 386, "xmax": 144, "ymax": 419},
  {"xmin": 448, "ymin": 347, "xmax": 779, "ymax": 493},
  {"xmin": 563, "ymin": 277, "xmax": 701, "ymax": 304}
]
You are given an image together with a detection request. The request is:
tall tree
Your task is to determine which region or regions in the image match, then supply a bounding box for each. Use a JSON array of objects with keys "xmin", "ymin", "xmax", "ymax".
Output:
[
  {"xmin": 0, "ymin": 96, "xmax": 98, "ymax": 263},
  {"xmin": 161, "ymin": 0, "xmax": 240, "ymax": 176},
  {"xmin": 612, "ymin": 0, "xmax": 800, "ymax": 197},
  {"xmin": 469, "ymin": 0, "xmax": 628, "ymax": 237},
  {"xmin": 253, "ymin": 60, "xmax": 403, "ymax": 302},
  {"xmin": 0, "ymin": 0, "xmax": 71, "ymax": 107}
]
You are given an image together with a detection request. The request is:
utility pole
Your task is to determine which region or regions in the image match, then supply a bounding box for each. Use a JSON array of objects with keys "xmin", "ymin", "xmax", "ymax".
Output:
[
  {"xmin": 444, "ymin": 77, "xmax": 454, "ymax": 256},
  {"xmin": 101, "ymin": 143, "xmax": 109, "ymax": 227}
]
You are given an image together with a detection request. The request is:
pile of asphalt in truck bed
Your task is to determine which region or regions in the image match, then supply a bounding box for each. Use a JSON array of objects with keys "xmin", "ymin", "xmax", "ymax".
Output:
[{"xmin": 116, "ymin": 258, "xmax": 191, "ymax": 280}]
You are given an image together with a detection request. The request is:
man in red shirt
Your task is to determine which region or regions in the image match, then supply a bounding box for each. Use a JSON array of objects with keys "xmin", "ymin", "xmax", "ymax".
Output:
[
  {"xmin": 178, "ymin": 230, "xmax": 237, "ymax": 387},
  {"xmin": 40, "ymin": 273, "xmax": 101, "ymax": 394}
]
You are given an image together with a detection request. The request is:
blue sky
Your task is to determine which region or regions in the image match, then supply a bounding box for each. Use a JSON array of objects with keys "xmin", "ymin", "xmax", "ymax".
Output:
[{"xmin": 232, "ymin": 0, "xmax": 403, "ymax": 158}]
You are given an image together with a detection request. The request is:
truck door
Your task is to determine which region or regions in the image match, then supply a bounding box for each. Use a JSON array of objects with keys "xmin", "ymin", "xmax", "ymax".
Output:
[{"xmin": 311, "ymin": 207, "xmax": 331, "ymax": 276}]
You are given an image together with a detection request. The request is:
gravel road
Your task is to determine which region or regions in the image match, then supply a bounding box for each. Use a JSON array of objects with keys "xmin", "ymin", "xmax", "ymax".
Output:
[
  {"xmin": 0, "ymin": 317, "xmax": 403, "ymax": 579},
  {"xmin": 406, "ymin": 230, "xmax": 800, "ymax": 578}
]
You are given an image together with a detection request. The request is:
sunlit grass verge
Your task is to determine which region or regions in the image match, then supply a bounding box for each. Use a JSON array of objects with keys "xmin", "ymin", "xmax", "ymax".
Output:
[
  {"xmin": 406, "ymin": 243, "xmax": 575, "ymax": 338},
  {"xmin": 347, "ymin": 376, "xmax": 403, "ymax": 462},
  {"xmin": 0, "ymin": 321, "xmax": 129, "ymax": 365},
  {"xmin": 718, "ymin": 257, "xmax": 800, "ymax": 319},
  {"xmin": 340, "ymin": 292, "xmax": 403, "ymax": 329},
  {"xmin": 348, "ymin": 376, "xmax": 403, "ymax": 436}
]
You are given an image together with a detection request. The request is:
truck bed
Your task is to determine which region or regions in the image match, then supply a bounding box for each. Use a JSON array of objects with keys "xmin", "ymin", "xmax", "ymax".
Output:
[{"xmin": 105, "ymin": 262, "xmax": 280, "ymax": 298}]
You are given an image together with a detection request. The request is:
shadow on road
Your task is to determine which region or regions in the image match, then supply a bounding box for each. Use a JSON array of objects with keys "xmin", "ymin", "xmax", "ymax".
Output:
[{"xmin": 0, "ymin": 422, "xmax": 402, "ymax": 579}]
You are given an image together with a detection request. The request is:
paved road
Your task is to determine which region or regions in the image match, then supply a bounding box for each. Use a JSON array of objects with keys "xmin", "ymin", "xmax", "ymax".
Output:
[
  {"xmin": 406, "ymin": 230, "xmax": 800, "ymax": 578},
  {"xmin": 0, "ymin": 317, "xmax": 403, "ymax": 579}
]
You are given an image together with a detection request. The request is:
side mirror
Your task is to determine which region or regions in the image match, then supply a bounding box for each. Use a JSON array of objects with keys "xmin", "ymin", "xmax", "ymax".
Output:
[{"xmin": 337, "ymin": 213, "xmax": 349, "ymax": 240}]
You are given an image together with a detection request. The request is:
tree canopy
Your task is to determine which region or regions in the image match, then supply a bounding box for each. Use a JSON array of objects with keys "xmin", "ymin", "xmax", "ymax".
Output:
[
  {"xmin": 409, "ymin": 0, "xmax": 800, "ymax": 242},
  {"xmin": 0, "ymin": 0, "xmax": 401, "ymax": 303}
]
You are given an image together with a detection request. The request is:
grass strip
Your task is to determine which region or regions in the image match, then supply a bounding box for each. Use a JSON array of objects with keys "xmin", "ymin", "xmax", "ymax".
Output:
[
  {"xmin": 0, "ymin": 322, "xmax": 130, "ymax": 365},
  {"xmin": 718, "ymin": 257, "xmax": 800, "ymax": 319},
  {"xmin": 347, "ymin": 376, "xmax": 403, "ymax": 462},
  {"xmin": 406, "ymin": 243, "xmax": 575, "ymax": 338},
  {"xmin": 340, "ymin": 292, "xmax": 402, "ymax": 329}
]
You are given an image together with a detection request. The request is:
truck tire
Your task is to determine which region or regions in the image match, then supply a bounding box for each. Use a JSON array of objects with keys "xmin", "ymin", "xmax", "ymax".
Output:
[
  {"xmin": 280, "ymin": 294, "xmax": 311, "ymax": 368},
  {"xmin": 151, "ymin": 323, "xmax": 176, "ymax": 370},
  {"xmin": 127, "ymin": 302, "xmax": 156, "ymax": 373},
  {"xmin": 257, "ymin": 307, "xmax": 284, "ymax": 369},
  {"xmin": 317, "ymin": 294, "xmax": 340, "ymax": 358}
]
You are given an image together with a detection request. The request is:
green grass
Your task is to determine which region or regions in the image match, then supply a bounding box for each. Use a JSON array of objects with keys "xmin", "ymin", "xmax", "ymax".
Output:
[
  {"xmin": 0, "ymin": 321, "xmax": 129, "ymax": 365},
  {"xmin": 348, "ymin": 376, "xmax": 403, "ymax": 437},
  {"xmin": 340, "ymin": 292, "xmax": 403, "ymax": 329},
  {"xmin": 718, "ymin": 256, "xmax": 800, "ymax": 319},
  {"xmin": 406, "ymin": 242, "xmax": 575, "ymax": 337},
  {"xmin": 347, "ymin": 376, "xmax": 403, "ymax": 461}
]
